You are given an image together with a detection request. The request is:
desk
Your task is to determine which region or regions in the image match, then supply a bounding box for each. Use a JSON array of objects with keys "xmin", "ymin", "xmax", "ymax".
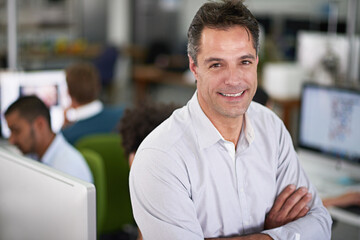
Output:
[
  {"xmin": 132, "ymin": 65, "xmax": 195, "ymax": 104},
  {"xmin": 298, "ymin": 149, "xmax": 360, "ymax": 238}
]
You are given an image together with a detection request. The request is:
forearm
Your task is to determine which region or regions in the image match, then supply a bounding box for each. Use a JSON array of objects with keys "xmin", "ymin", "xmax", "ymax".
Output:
[
  {"xmin": 205, "ymin": 234, "xmax": 272, "ymax": 240},
  {"xmin": 263, "ymin": 208, "xmax": 332, "ymax": 240}
]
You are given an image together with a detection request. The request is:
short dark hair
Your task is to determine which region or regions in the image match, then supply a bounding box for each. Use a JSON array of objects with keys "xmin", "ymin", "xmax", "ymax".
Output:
[
  {"xmin": 5, "ymin": 95, "xmax": 51, "ymax": 127},
  {"xmin": 253, "ymin": 87, "xmax": 269, "ymax": 106},
  {"xmin": 65, "ymin": 62, "xmax": 100, "ymax": 104},
  {"xmin": 119, "ymin": 102, "xmax": 179, "ymax": 156},
  {"xmin": 187, "ymin": 0, "xmax": 259, "ymax": 65}
]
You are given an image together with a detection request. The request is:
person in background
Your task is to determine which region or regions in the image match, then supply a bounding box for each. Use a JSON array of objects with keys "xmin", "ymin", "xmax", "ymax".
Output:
[
  {"xmin": 129, "ymin": 0, "xmax": 332, "ymax": 239},
  {"xmin": 5, "ymin": 95, "xmax": 93, "ymax": 183},
  {"xmin": 61, "ymin": 62, "xmax": 124, "ymax": 145},
  {"xmin": 118, "ymin": 102, "xmax": 179, "ymax": 240}
]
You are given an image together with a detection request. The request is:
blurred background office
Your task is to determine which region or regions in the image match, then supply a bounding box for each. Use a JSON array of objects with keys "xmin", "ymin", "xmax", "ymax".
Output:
[{"xmin": 1, "ymin": 0, "xmax": 360, "ymax": 239}]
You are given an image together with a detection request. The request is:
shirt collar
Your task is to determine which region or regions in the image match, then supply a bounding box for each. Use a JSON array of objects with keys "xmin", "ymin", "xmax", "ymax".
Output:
[
  {"xmin": 189, "ymin": 91, "xmax": 255, "ymax": 150},
  {"xmin": 41, "ymin": 133, "xmax": 63, "ymax": 165},
  {"xmin": 66, "ymin": 100, "xmax": 103, "ymax": 122}
]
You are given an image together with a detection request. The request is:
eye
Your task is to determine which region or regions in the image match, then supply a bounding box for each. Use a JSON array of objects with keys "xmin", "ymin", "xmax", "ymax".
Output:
[
  {"xmin": 242, "ymin": 60, "xmax": 252, "ymax": 65},
  {"xmin": 210, "ymin": 63, "xmax": 221, "ymax": 68}
]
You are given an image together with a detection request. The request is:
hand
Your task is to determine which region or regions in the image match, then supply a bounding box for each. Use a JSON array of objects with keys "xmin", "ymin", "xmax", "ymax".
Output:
[
  {"xmin": 264, "ymin": 184, "xmax": 312, "ymax": 229},
  {"xmin": 323, "ymin": 191, "xmax": 360, "ymax": 208}
]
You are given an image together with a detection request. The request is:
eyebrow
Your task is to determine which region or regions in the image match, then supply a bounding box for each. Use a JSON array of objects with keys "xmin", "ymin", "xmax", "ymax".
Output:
[{"xmin": 204, "ymin": 54, "xmax": 256, "ymax": 64}]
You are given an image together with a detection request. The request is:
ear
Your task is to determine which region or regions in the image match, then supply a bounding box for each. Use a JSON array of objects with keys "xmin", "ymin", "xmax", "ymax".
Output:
[
  {"xmin": 33, "ymin": 116, "xmax": 49, "ymax": 131},
  {"xmin": 128, "ymin": 152, "xmax": 136, "ymax": 168},
  {"xmin": 188, "ymin": 55, "xmax": 198, "ymax": 80}
]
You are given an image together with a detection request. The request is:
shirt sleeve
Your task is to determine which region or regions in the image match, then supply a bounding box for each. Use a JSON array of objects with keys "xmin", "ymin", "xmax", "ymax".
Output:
[
  {"xmin": 129, "ymin": 148, "xmax": 204, "ymax": 240},
  {"xmin": 262, "ymin": 122, "xmax": 332, "ymax": 240}
]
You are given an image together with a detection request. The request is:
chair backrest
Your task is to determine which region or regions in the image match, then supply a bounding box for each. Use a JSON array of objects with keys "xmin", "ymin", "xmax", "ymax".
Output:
[
  {"xmin": 79, "ymin": 148, "xmax": 107, "ymax": 233},
  {"xmin": 76, "ymin": 133, "xmax": 133, "ymax": 234}
]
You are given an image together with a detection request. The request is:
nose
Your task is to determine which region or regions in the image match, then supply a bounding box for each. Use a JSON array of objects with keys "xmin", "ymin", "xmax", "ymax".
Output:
[{"xmin": 224, "ymin": 66, "xmax": 242, "ymax": 86}]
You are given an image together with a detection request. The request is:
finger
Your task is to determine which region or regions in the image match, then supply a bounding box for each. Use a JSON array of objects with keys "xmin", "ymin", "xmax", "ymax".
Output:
[
  {"xmin": 294, "ymin": 205, "xmax": 310, "ymax": 220},
  {"xmin": 270, "ymin": 184, "xmax": 296, "ymax": 213},
  {"xmin": 288, "ymin": 192, "xmax": 312, "ymax": 219},
  {"xmin": 280, "ymin": 187, "xmax": 308, "ymax": 216}
]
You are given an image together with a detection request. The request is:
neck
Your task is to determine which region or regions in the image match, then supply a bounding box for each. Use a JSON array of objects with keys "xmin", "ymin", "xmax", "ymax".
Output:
[
  {"xmin": 212, "ymin": 116, "xmax": 243, "ymax": 146},
  {"xmin": 37, "ymin": 132, "xmax": 56, "ymax": 159}
]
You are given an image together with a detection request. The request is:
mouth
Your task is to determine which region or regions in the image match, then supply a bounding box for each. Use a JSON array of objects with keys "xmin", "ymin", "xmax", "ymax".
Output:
[{"xmin": 219, "ymin": 91, "xmax": 245, "ymax": 97}]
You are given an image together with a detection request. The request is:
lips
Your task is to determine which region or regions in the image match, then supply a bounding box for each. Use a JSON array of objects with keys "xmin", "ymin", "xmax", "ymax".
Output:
[{"xmin": 219, "ymin": 91, "xmax": 244, "ymax": 97}]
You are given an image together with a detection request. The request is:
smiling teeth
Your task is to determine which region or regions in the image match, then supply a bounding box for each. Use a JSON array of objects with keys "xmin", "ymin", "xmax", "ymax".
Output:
[{"xmin": 221, "ymin": 91, "xmax": 244, "ymax": 97}]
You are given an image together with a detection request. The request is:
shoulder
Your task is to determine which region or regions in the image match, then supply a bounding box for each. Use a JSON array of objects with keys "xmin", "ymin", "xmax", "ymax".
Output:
[
  {"xmin": 56, "ymin": 134, "xmax": 85, "ymax": 160},
  {"xmin": 248, "ymin": 101, "xmax": 284, "ymax": 127},
  {"xmin": 138, "ymin": 105, "xmax": 193, "ymax": 153}
]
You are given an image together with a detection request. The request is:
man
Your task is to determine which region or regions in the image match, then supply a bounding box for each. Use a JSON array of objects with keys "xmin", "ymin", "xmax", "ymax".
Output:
[
  {"xmin": 129, "ymin": 0, "xmax": 332, "ymax": 239},
  {"xmin": 5, "ymin": 96, "xmax": 93, "ymax": 183},
  {"xmin": 61, "ymin": 62, "xmax": 124, "ymax": 145}
]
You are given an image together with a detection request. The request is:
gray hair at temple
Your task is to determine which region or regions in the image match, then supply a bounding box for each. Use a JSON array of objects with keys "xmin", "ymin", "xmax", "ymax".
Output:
[{"xmin": 187, "ymin": 0, "xmax": 260, "ymax": 66}]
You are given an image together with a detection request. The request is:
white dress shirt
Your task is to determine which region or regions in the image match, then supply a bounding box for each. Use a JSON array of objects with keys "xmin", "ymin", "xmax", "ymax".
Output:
[
  {"xmin": 41, "ymin": 133, "xmax": 93, "ymax": 183},
  {"xmin": 129, "ymin": 92, "xmax": 332, "ymax": 240}
]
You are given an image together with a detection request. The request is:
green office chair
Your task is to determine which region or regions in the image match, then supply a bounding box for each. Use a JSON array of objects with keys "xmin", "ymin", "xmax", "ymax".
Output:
[
  {"xmin": 79, "ymin": 148, "xmax": 107, "ymax": 235},
  {"xmin": 76, "ymin": 133, "xmax": 134, "ymax": 235}
]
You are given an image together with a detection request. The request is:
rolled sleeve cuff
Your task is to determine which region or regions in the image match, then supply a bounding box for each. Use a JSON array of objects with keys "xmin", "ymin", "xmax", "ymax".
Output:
[{"xmin": 262, "ymin": 227, "xmax": 300, "ymax": 240}]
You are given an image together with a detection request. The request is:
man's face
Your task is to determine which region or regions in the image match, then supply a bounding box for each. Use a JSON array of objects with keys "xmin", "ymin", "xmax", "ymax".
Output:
[
  {"xmin": 189, "ymin": 26, "xmax": 258, "ymax": 122},
  {"xmin": 5, "ymin": 111, "xmax": 37, "ymax": 154}
]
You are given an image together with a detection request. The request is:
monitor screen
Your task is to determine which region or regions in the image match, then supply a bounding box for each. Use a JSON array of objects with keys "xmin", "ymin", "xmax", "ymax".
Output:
[
  {"xmin": 0, "ymin": 70, "xmax": 70, "ymax": 138},
  {"xmin": 0, "ymin": 146, "xmax": 96, "ymax": 240},
  {"xmin": 298, "ymin": 83, "xmax": 360, "ymax": 163}
]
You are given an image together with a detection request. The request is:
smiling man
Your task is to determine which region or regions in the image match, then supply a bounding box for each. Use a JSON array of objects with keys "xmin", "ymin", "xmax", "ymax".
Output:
[{"xmin": 129, "ymin": 1, "xmax": 332, "ymax": 239}]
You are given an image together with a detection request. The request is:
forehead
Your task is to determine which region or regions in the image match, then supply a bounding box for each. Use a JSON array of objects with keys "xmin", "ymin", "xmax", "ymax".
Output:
[
  {"xmin": 198, "ymin": 26, "xmax": 255, "ymax": 56},
  {"xmin": 6, "ymin": 111, "xmax": 28, "ymax": 125}
]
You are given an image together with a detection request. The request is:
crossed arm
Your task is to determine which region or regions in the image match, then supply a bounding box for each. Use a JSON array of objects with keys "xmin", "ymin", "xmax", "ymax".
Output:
[{"xmin": 205, "ymin": 184, "xmax": 312, "ymax": 240}]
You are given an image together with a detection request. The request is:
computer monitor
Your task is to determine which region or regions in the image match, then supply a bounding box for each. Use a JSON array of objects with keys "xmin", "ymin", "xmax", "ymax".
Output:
[
  {"xmin": 0, "ymin": 146, "xmax": 96, "ymax": 240},
  {"xmin": 298, "ymin": 83, "xmax": 360, "ymax": 164},
  {"xmin": 0, "ymin": 70, "xmax": 70, "ymax": 138}
]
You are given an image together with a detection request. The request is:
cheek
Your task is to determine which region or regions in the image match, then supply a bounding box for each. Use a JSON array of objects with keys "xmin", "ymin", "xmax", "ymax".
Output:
[{"xmin": 198, "ymin": 70, "xmax": 223, "ymax": 89}]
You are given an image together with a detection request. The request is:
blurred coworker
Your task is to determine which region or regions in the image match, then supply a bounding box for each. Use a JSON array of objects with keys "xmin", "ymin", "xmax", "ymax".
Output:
[
  {"xmin": 118, "ymin": 102, "xmax": 179, "ymax": 240},
  {"xmin": 5, "ymin": 95, "xmax": 93, "ymax": 183},
  {"xmin": 61, "ymin": 62, "xmax": 124, "ymax": 145}
]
